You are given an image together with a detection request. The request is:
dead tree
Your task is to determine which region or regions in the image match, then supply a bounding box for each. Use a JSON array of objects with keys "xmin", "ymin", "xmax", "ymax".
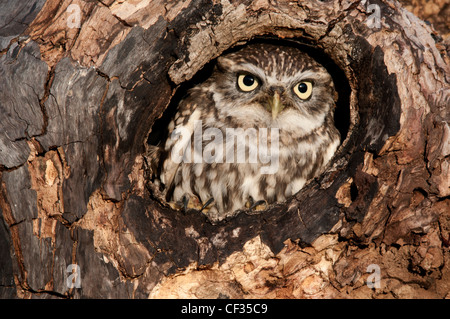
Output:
[{"xmin": 0, "ymin": 0, "xmax": 448, "ymax": 298}]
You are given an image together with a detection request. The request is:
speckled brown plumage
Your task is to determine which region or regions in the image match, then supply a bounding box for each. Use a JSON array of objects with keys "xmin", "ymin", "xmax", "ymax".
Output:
[{"xmin": 154, "ymin": 43, "xmax": 340, "ymax": 223}]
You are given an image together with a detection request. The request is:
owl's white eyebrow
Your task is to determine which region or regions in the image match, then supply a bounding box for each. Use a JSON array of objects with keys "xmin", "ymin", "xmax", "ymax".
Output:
[
  {"xmin": 292, "ymin": 69, "xmax": 326, "ymax": 82},
  {"xmin": 234, "ymin": 63, "xmax": 266, "ymax": 81}
]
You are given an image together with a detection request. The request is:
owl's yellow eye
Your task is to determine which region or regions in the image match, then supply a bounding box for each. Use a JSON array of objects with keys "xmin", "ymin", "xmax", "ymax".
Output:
[
  {"xmin": 293, "ymin": 81, "xmax": 313, "ymax": 100},
  {"xmin": 237, "ymin": 74, "xmax": 259, "ymax": 92}
]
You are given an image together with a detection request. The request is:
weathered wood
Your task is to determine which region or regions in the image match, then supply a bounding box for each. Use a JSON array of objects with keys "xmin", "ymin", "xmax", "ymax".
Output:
[
  {"xmin": 0, "ymin": 0, "xmax": 46, "ymax": 51},
  {"xmin": 0, "ymin": 0, "xmax": 449, "ymax": 299}
]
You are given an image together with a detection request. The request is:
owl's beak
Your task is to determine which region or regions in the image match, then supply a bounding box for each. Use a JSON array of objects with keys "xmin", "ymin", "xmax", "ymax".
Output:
[{"xmin": 268, "ymin": 92, "xmax": 284, "ymax": 119}]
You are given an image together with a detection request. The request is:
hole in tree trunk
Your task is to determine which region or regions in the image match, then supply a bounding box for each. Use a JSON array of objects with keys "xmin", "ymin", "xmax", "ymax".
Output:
[{"xmin": 118, "ymin": 27, "xmax": 401, "ymax": 261}]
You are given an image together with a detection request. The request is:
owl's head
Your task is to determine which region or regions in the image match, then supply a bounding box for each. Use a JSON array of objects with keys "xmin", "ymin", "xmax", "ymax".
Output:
[{"xmin": 209, "ymin": 43, "xmax": 337, "ymax": 135}]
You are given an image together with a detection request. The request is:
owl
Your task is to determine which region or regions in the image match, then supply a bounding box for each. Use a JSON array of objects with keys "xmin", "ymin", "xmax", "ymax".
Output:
[{"xmin": 150, "ymin": 43, "xmax": 340, "ymax": 223}]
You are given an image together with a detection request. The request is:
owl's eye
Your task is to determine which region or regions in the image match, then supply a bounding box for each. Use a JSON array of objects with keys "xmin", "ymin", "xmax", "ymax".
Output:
[
  {"xmin": 237, "ymin": 74, "xmax": 259, "ymax": 92},
  {"xmin": 293, "ymin": 81, "xmax": 313, "ymax": 100}
]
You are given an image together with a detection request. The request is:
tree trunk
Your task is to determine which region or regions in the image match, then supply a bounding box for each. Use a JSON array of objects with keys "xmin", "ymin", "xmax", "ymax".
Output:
[{"xmin": 0, "ymin": 0, "xmax": 448, "ymax": 299}]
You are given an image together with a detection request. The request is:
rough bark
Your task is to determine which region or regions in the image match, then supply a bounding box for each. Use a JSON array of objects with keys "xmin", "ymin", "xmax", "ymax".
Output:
[{"xmin": 0, "ymin": 0, "xmax": 448, "ymax": 299}]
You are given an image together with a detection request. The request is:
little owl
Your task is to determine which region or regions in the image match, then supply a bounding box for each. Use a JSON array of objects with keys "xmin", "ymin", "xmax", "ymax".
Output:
[{"xmin": 150, "ymin": 43, "xmax": 340, "ymax": 223}]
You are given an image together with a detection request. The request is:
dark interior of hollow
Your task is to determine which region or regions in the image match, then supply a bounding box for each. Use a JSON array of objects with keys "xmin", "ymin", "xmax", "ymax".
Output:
[{"xmin": 146, "ymin": 38, "xmax": 351, "ymax": 188}]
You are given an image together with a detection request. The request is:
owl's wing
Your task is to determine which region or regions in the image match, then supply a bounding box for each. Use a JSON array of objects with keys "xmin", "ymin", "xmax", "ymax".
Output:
[
  {"xmin": 145, "ymin": 143, "xmax": 162, "ymax": 177},
  {"xmin": 160, "ymin": 98, "xmax": 202, "ymax": 193}
]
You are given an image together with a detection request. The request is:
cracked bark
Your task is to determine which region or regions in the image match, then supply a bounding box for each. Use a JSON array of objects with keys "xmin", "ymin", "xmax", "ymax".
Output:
[{"xmin": 0, "ymin": 0, "xmax": 449, "ymax": 299}]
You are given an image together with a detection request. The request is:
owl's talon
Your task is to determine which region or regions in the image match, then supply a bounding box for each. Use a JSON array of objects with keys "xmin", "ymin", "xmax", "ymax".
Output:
[
  {"xmin": 250, "ymin": 199, "xmax": 267, "ymax": 211},
  {"xmin": 200, "ymin": 197, "xmax": 214, "ymax": 212},
  {"xmin": 245, "ymin": 196, "xmax": 255, "ymax": 209},
  {"xmin": 182, "ymin": 195, "xmax": 189, "ymax": 212}
]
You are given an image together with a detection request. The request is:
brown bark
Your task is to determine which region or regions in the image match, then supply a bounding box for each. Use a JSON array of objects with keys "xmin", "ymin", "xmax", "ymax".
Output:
[{"xmin": 0, "ymin": 0, "xmax": 448, "ymax": 299}]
